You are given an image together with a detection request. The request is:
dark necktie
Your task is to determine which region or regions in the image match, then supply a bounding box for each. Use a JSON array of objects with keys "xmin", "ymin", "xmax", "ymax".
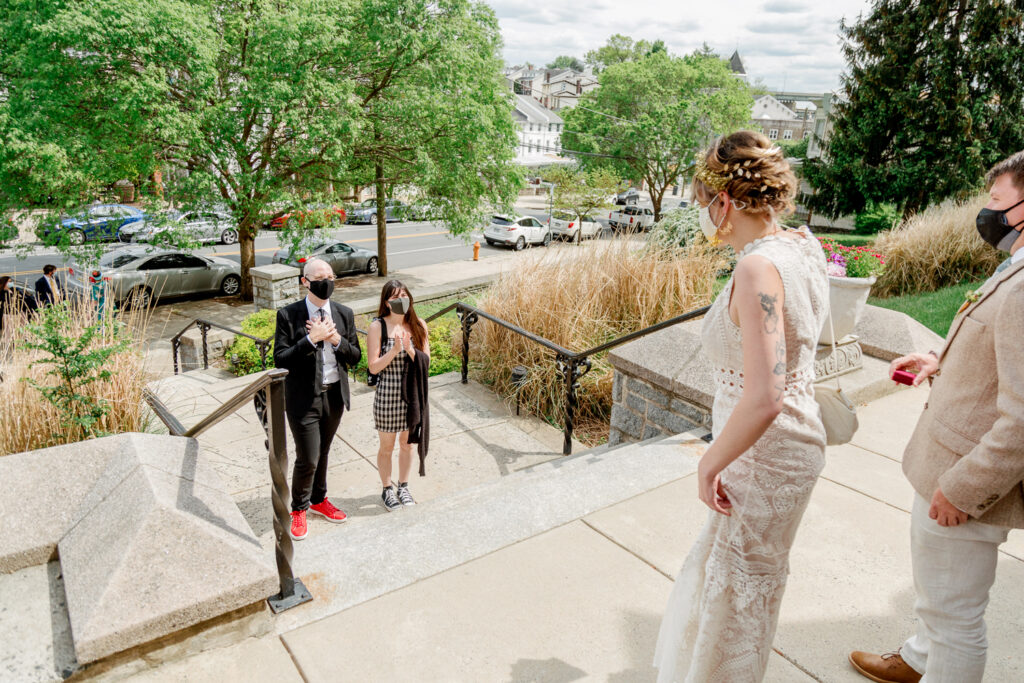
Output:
[{"xmin": 314, "ymin": 309, "xmax": 325, "ymax": 387}]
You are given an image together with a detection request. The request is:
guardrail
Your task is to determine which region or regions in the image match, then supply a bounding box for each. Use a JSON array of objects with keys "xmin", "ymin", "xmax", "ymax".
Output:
[
  {"xmin": 144, "ymin": 368, "xmax": 312, "ymax": 614},
  {"xmin": 170, "ymin": 318, "xmax": 272, "ymax": 375},
  {"xmin": 173, "ymin": 301, "xmax": 712, "ymax": 455}
]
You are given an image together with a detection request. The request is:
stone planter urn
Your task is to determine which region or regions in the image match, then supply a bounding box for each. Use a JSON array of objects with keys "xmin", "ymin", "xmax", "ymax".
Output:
[{"xmin": 820, "ymin": 275, "xmax": 876, "ymax": 344}]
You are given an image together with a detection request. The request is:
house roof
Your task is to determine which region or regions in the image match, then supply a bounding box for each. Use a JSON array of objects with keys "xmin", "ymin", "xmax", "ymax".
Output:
[
  {"xmin": 514, "ymin": 94, "xmax": 563, "ymax": 125},
  {"xmin": 729, "ymin": 51, "xmax": 746, "ymax": 75}
]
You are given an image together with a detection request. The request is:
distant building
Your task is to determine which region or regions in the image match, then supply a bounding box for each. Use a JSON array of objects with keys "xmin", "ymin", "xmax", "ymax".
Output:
[
  {"xmin": 729, "ymin": 50, "xmax": 748, "ymax": 81},
  {"xmin": 511, "ymin": 95, "xmax": 571, "ymax": 167},
  {"xmin": 750, "ymin": 94, "xmax": 815, "ymax": 142},
  {"xmin": 504, "ymin": 64, "xmax": 599, "ymax": 111}
]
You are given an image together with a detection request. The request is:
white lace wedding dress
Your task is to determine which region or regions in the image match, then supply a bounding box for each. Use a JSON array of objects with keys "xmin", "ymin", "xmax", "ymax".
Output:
[{"xmin": 654, "ymin": 227, "xmax": 829, "ymax": 682}]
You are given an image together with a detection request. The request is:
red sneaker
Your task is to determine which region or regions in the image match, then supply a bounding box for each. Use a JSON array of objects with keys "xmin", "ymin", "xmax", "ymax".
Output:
[
  {"xmin": 309, "ymin": 498, "xmax": 348, "ymax": 523},
  {"xmin": 289, "ymin": 510, "xmax": 308, "ymax": 540}
]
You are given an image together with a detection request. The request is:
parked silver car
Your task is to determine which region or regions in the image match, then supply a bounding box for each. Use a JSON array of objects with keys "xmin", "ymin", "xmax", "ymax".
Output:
[
  {"xmin": 120, "ymin": 210, "xmax": 239, "ymax": 245},
  {"xmin": 271, "ymin": 240, "xmax": 379, "ymax": 276},
  {"xmin": 65, "ymin": 247, "xmax": 242, "ymax": 307}
]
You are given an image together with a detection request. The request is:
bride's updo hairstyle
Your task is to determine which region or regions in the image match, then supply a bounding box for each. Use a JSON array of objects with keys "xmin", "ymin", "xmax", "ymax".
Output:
[{"xmin": 692, "ymin": 130, "xmax": 798, "ymax": 217}]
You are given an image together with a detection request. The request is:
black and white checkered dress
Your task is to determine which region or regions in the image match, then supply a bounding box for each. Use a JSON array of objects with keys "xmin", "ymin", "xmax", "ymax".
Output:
[{"xmin": 373, "ymin": 337, "xmax": 409, "ymax": 433}]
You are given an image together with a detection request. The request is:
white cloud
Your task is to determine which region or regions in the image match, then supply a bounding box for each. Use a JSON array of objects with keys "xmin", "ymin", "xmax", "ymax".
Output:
[{"xmin": 492, "ymin": 0, "xmax": 871, "ymax": 93}]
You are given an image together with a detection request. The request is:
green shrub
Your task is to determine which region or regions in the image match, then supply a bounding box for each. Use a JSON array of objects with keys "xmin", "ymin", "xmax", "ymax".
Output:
[
  {"xmin": 648, "ymin": 206, "xmax": 701, "ymax": 248},
  {"xmin": 227, "ymin": 309, "xmax": 277, "ymax": 376},
  {"xmin": 428, "ymin": 316, "xmax": 460, "ymax": 376},
  {"xmin": 855, "ymin": 202, "xmax": 900, "ymax": 235}
]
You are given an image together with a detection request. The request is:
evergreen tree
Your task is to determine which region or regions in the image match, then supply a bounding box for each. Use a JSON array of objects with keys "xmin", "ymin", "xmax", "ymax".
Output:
[{"xmin": 804, "ymin": 0, "xmax": 1024, "ymax": 218}]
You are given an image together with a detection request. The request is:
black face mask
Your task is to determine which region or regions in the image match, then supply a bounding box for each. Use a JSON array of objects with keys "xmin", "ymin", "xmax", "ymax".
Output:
[
  {"xmin": 388, "ymin": 297, "xmax": 409, "ymax": 315},
  {"xmin": 307, "ymin": 278, "xmax": 335, "ymax": 299},
  {"xmin": 976, "ymin": 197, "xmax": 1024, "ymax": 251}
]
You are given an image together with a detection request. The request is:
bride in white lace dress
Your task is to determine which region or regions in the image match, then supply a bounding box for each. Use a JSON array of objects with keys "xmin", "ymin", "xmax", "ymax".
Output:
[{"xmin": 654, "ymin": 131, "xmax": 829, "ymax": 682}]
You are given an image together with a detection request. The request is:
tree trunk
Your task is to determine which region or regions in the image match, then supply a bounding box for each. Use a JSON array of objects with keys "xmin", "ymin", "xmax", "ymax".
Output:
[
  {"xmin": 650, "ymin": 180, "xmax": 665, "ymax": 222},
  {"xmin": 238, "ymin": 220, "xmax": 257, "ymax": 301},
  {"xmin": 375, "ymin": 159, "xmax": 388, "ymax": 277}
]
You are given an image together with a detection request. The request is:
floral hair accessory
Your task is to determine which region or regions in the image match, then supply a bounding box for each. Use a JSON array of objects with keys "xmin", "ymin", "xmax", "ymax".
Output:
[{"xmin": 694, "ymin": 157, "xmax": 730, "ymax": 192}]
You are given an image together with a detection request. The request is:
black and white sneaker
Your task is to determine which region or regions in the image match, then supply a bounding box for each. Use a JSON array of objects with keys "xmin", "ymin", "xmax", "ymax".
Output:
[
  {"xmin": 397, "ymin": 483, "xmax": 416, "ymax": 506},
  {"xmin": 381, "ymin": 486, "xmax": 402, "ymax": 512}
]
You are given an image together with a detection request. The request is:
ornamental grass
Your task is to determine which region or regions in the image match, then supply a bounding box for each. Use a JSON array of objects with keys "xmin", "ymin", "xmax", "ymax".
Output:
[
  {"xmin": 872, "ymin": 194, "xmax": 1003, "ymax": 298},
  {"xmin": 0, "ymin": 296, "xmax": 154, "ymax": 455},
  {"xmin": 467, "ymin": 237, "xmax": 726, "ymax": 444}
]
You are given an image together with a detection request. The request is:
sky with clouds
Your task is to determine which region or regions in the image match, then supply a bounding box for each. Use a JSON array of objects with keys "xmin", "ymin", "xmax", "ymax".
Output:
[{"xmin": 492, "ymin": 0, "xmax": 873, "ymax": 93}]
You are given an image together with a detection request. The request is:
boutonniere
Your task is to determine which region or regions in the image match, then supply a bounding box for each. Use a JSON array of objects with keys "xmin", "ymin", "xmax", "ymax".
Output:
[{"xmin": 957, "ymin": 290, "xmax": 981, "ymax": 315}]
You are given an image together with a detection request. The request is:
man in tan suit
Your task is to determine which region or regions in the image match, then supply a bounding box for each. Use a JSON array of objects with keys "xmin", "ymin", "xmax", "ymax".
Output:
[{"xmin": 850, "ymin": 151, "xmax": 1024, "ymax": 683}]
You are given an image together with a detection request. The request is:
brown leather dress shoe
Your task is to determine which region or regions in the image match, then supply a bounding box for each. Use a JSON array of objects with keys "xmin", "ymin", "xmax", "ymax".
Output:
[{"xmin": 849, "ymin": 650, "xmax": 922, "ymax": 683}]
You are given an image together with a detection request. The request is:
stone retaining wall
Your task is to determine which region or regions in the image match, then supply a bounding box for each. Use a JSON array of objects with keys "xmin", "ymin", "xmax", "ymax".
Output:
[{"xmin": 609, "ymin": 373, "xmax": 710, "ymax": 446}]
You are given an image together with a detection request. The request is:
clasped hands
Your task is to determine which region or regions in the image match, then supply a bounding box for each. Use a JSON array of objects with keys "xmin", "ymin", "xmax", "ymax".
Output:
[
  {"xmin": 306, "ymin": 317, "xmax": 341, "ymax": 347},
  {"xmin": 391, "ymin": 327, "xmax": 416, "ymax": 356}
]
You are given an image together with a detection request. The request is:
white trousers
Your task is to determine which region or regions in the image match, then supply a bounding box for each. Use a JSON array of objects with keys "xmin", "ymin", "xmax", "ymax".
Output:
[{"xmin": 900, "ymin": 494, "xmax": 1010, "ymax": 683}]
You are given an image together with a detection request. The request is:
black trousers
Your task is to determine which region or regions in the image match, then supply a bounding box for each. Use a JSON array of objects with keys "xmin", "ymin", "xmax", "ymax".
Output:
[{"xmin": 288, "ymin": 382, "xmax": 345, "ymax": 512}]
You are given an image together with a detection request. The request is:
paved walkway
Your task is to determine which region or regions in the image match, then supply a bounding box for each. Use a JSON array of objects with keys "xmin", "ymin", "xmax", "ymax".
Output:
[{"xmin": 121, "ymin": 385, "xmax": 1024, "ymax": 681}]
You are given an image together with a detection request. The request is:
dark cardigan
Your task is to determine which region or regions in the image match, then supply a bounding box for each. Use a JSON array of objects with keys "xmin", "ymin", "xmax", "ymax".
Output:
[{"xmin": 401, "ymin": 350, "xmax": 431, "ymax": 475}]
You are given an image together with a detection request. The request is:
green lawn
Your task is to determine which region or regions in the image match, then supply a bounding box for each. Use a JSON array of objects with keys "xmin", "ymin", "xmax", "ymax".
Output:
[
  {"xmin": 868, "ymin": 280, "xmax": 982, "ymax": 337},
  {"xmin": 818, "ymin": 233, "xmax": 877, "ymax": 248}
]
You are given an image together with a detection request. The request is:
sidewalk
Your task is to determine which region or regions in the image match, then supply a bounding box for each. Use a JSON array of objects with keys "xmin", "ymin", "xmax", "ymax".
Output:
[{"xmin": 122, "ymin": 386, "xmax": 1024, "ymax": 682}]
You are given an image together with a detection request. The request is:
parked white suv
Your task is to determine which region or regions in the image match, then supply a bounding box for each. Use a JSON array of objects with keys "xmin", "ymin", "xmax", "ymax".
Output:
[
  {"xmin": 549, "ymin": 210, "xmax": 601, "ymax": 241},
  {"xmin": 608, "ymin": 205, "xmax": 655, "ymax": 232},
  {"xmin": 483, "ymin": 214, "xmax": 551, "ymax": 250}
]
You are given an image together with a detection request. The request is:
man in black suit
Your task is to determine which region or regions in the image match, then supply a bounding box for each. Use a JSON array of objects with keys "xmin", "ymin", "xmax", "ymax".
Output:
[
  {"xmin": 274, "ymin": 258, "xmax": 361, "ymax": 540},
  {"xmin": 34, "ymin": 264, "xmax": 62, "ymax": 306}
]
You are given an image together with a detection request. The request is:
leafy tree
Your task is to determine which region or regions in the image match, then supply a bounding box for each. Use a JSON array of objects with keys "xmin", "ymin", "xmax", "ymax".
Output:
[
  {"xmin": 563, "ymin": 52, "xmax": 753, "ymax": 221},
  {"xmin": 0, "ymin": 0, "xmax": 520, "ymax": 292},
  {"xmin": 332, "ymin": 0, "xmax": 522, "ymax": 277},
  {"xmin": 547, "ymin": 55, "xmax": 585, "ymax": 72},
  {"xmin": 584, "ymin": 34, "xmax": 654, "ymax": 73},
  {"xmin": 804, "ymin": 0, "xmax": 1024, "ymax": 219},
  {"xmin": 778, "ymin": 137, "xmax": 809, "ymax": 160},
  {"xmin": 546, "ymin": 167, "xmax": 620, "ymax": 241}
]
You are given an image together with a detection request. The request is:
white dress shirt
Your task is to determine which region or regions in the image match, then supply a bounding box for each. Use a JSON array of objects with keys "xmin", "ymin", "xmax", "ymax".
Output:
[
  {"xmin": 305, "ymin": 297, "xmax": 340, "ymax": 384},
  {"xmin": 1012, "ymin": 245, "xmax": 1024, "ymax": 266}
]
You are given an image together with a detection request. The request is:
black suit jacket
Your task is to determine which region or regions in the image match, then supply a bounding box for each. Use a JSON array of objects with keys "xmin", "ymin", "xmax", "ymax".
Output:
[
  {"xmin": 273, "ymin": 298, "xmax": 362, "ymax": 419},
  {"xmin": 34, "ymin": 275, "xmax": 60, "ymax": 305}
]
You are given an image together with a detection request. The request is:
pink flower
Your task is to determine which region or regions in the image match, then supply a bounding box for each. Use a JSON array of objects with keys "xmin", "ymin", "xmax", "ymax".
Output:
[{"xmin": 827, "ymin": 262, "xmax": 847, "ymax": 277}]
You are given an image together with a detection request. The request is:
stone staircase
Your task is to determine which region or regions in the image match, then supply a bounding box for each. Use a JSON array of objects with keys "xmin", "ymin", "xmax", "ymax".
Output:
[{"xmin": 0, "ymin": 367, "xmax": 707, "ymax": 680}]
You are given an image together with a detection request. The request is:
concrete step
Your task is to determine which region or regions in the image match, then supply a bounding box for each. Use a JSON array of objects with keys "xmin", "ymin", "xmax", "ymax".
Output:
[{"xmin": 274, "ymin": 430, "xmax": 706, "ymax": 633}]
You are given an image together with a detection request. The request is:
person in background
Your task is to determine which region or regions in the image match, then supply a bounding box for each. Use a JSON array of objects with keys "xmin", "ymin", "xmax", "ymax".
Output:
[
  {"xmin": 366, "ymin": 280, "xmax": 430, "ymax": 512},
  {"xmin": 273, "ymin": 258, "xmax": 361, "ymax": 541},
  {"xmin": 1, "ymin": 275, "xmax": 37, "ymax": 336},
  {"xmin": 34, "ymin": 264, "xmax": 62, "ymax": 306}
]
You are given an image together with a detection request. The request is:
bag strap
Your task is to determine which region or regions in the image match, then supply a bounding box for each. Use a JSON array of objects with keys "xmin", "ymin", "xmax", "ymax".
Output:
[
  {"xmin": 827, "ymin": 307, "xmax": 842, "ymax": 391},
  {"xmin": 378, "ymin": 317, "xmax": 388, "ymax": 354}
]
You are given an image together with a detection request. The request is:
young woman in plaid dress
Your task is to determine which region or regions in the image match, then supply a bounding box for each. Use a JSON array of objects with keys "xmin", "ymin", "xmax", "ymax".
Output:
[{"xmin": 367, "ymin": 280, "xmax": 430, "ymax": 511}]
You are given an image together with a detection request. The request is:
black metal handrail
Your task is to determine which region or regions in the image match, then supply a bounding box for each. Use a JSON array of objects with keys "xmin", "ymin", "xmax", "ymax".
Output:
[
  {"xmin": 170, "ymin": 318, "xmax": 273, "ymax": 375},
  {"xmin": 173, "ymin": 300, "xmax": 712, "ymax": 456},
  {"xmin": 144, "ymin": 368, "xmax": 312, "ymax": 614}
]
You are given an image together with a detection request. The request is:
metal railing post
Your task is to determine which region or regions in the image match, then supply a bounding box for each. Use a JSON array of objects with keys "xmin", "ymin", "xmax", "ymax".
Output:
[
  {"xmin": 260, "ymin": 371, "xmax": 312, "ymax": 613},
  {"xmin": 458, "ymin": 307, "xmax": 479, "ymax": 385},
  {"xmin": 172, "ymin": 338, "xmax": 181, "ymax": 375},
  {"xmin": 558, "ymin": 355, "xmax": 592, "ymax": 456},
  {"xmin": 199, "ymin": 322, "xmax": 210, "ymax": 370},
  {"xmin": 259, "ymin": 341, "xmax": 269, "ymax": 370}
]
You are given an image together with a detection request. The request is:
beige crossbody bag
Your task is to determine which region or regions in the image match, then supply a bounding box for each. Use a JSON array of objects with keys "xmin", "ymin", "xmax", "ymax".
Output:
[{"xmin": 813, "ymin": 308, "xmax": 858, "ymax": 445}]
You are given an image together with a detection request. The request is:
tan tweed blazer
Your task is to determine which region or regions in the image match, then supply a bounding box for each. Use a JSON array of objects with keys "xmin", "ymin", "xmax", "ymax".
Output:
[{"xmin": 902, "ymin": 259, "xmax": 1024, "ymax": 529}]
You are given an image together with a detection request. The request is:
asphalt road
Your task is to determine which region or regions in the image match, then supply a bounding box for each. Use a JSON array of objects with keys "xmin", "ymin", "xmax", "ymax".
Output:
[{"xmin": 0, "ymin": 213, "xmax": 573, "ymax": 287}]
